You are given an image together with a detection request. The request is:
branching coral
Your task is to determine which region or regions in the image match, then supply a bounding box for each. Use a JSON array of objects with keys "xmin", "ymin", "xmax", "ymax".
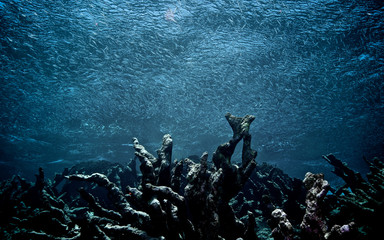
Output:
[
  {"xmin": 1, "ymin": 115, "xmax": 383, "ymax": 240},
  {"xmin": 183, "ymin": 113, "xmax": 257, "ymax": 239},
  {"xmin": 322, "ymin": 154, "xmax": 384, "ymax": 239},
  {"xmin": 266, "ymin": 154, "xmax": 383, "ymax": 240},
  {"xmin": 65, "ymin": 173, "xmax": 150, "ymax": 226},
  {"xmin": 64, "ymin": 113, "xmax": 258, "ymax": 239}
]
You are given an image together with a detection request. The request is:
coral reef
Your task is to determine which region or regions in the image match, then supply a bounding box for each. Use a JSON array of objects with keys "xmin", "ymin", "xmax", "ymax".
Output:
[
  {"xmin": 182, "ymin": 113, "xmax": 257, "ymax": 239},
  {"xmin": 230, "ymin": 162, "xmax": 307, "ymax": 237},
  {"xmin": 321, "ymin": 154, "xmax": 384, "ymax": 239},
  {"xmin": 0, "ymin": 114, "xmax": 383, "ymax": 240},
  {"xmin": 0, "ymin": 113, "xmax": 259, "ymax": 239},
  {"xmin": 0, "ymin": 168, "xmax": 80, "ymax": 239},
  {"xmin": 263, "ymin": 154, "xmax": 383, "ymax": 240}
]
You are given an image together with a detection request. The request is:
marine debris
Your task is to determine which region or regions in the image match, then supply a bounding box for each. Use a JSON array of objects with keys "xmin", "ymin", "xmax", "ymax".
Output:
[{"xmin": 0, "ymin": 114, "xmax": 383, "ymax": 240}]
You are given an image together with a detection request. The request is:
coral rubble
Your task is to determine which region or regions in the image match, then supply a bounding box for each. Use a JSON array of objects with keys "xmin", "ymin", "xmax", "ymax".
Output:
[{"xmin": 0, "ymin": 115, "xmax": 383, "ymax": 240}]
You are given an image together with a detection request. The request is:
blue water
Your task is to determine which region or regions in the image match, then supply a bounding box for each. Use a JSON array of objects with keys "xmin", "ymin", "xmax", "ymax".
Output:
[{"xmin": 1, "ymin": 0, "xmax": 383, "ymax": 182}]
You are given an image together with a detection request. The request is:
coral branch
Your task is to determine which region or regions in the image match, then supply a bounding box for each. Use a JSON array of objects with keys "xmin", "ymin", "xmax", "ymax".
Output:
[
  {"xmin": 156, "ymin": 134, "xmax": 173, "ymax": 186},
  {"xmin": 144, "ymin": 183, "xmax": 185, "ymax": 207},
  {"xmin": 65, "ymin": 173, "xmax": 150, "ymax": 225},
  {"xmin": 300, "ymin": 172, "xmax": 330, "ymax": 239},
  {"xmin": 270, "ymin": 209, "xmax": 293, "ymax": 240},
  {"xmin": 170, "ymin": 159, "xmax": 183, "ymax": 193},
  {"xmin": 133, "ymin": 137, "xmax": 157, "ymax": 163},
  {"xmin": 213, "ymin": 113, "xmax": 255, "ymax": 169},
  {"xmin": 322, "ymin": 154, "xmax": 373, "ymax": 193},
  {"xmin": 102, "ymin": 223, "xmax": 163, "ymax": 240},
  {"xmin": 78, "ymin": 187, "xmax": 122, "ymax": 221}
]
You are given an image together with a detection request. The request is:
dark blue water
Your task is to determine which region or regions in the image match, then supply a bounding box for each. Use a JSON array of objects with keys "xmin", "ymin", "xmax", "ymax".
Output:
[{"xmin": 1, "ymin": 0, "xmax": 383, "ymax": 182}]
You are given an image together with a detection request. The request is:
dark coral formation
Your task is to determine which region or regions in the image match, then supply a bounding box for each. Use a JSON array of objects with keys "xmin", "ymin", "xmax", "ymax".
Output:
[
  {"xmin": 300, "ymin": 172, "xmax": 330, "ymax": 239},
  {"xmin": 0, "ymin": 168, "xmax": 80, "ymax": 239},
  {"xmin": 263, "ymin": 154, "xmax": 383, "ymax": 240},
  {"xmin": 270, "ymin": 209, "xmax": 294, "ymax": 240},
  {"xmin": 0, "ymin": 113, "xmax": 259, "ymax": 239},
  {"xmin": 321, "ymin": 154, "xmax": 384, "ymax": 239},
  {"xmin": 0, "ymin": 114, "xmax": 383, "ymax": 240}
]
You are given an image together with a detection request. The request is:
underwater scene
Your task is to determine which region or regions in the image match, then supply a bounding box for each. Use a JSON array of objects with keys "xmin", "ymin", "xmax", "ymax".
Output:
[{"xmin": 1, "ymin": 0, "xmax": 383, "ymax": 239}]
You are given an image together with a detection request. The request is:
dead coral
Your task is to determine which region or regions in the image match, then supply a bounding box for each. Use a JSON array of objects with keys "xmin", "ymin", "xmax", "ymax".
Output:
[
  {"xmin": 1, "ymin": 115, "xmax": 383, "ymax": 240},
  {"xmin": 65, "ymin": 113, "xmax": 258, "ymax": 239},
  {"xmin": 322, "ymin": 154, "xmax": 384, "ymax": 239}
]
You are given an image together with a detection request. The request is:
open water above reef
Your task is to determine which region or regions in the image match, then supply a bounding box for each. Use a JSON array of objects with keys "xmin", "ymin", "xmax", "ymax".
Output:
[{"xmin": 1, "ymin": 0, "xmax": 383, "ymax": 182}]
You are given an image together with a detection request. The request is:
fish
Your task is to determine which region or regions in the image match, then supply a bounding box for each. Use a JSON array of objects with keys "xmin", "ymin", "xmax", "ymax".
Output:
[
  {"xmin": 47, "ymin": 159, "xmax": 65, "ymax": 164},
  {"xmin": 165, "ymin": 8, "xmax": 177, "ymax": 22}
]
